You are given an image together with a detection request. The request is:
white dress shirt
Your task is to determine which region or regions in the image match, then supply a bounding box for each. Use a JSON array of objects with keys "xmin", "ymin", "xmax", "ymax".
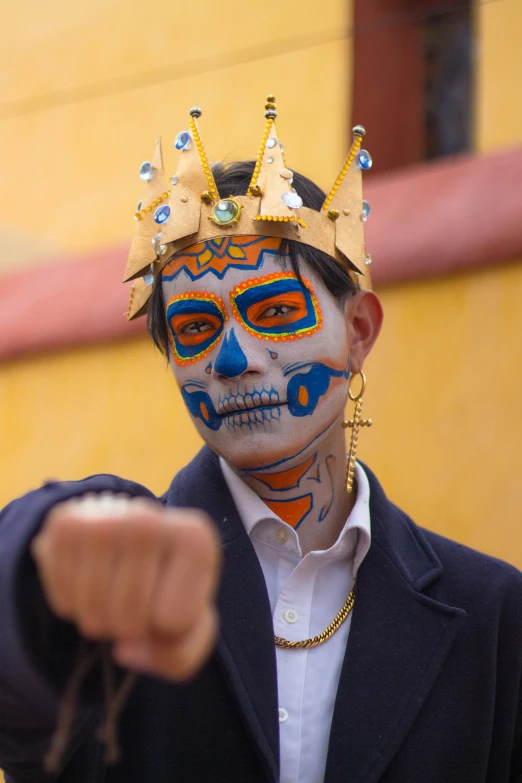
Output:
[{"xmin": 220, "ymin": 458, "xmax": 372, "ymax": 783}]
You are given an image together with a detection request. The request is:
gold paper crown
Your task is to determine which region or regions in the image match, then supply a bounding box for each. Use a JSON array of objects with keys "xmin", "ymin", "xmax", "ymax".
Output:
[{"xmin": 123, "ymin": 96, "xmax": 373, "ymax": 320}]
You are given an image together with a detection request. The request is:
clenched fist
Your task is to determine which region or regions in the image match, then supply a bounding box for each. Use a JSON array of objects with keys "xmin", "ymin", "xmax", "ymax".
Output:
[{"xmin": 31, "ymin": 493, "xmax": 221, "ymax": 681}]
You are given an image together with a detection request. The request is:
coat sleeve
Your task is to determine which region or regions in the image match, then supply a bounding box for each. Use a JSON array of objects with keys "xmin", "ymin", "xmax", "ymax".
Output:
[
  {"xmin": 0, "ymin": 475, "xmax": 156, "ymax": 782},
  {"xmin": 503, "ymin": 569, "xmax": 522, "ymax": 783}
]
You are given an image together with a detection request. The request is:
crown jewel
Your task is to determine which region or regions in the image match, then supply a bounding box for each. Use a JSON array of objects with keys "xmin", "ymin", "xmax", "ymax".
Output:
[{"xmin": 124, "ymin": 96, "xmax": 372, "ymax": 320}]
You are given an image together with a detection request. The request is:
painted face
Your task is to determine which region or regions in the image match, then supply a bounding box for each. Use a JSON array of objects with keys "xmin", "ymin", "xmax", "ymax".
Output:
[{"xmin": 161, "ymin": 236, "xmax": 352, "ymax": 471}]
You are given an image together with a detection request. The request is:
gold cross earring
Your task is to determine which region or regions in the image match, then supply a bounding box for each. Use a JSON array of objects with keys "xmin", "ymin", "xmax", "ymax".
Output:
[{"xmin": 342, "ymin": 370, "xmax": 372, "ymax": 493}]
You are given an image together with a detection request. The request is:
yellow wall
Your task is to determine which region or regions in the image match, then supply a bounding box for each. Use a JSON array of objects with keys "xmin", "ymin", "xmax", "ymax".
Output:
[
  {"xmin": 476, "ymin": 0, "xmax": 522, "ymax": 153},
  {"xmin": 366, "ymin": 261, "xmax": 522, "ymax": 567},
  {"xmin": 0, "ymin": 0, "xmax": 350, "ymax": 273}
]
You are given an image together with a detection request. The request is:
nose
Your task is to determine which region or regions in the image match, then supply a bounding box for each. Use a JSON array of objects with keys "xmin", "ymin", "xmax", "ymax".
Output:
[{"xmin": 214, "ymin": 327, "xmax": 249, "ymax": 379}]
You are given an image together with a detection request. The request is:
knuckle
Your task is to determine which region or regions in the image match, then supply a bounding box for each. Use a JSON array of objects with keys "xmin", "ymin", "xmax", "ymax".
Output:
[
  {"xmin": 112, "ymin": 614, "xmax": 144, "ymax": 640},
  {"xmin": 167, "ymin": 514, "xmax": 218, "ymax": 561},
  {"xmin": 108, "ymin": 596, "xmax": 146, "ymax": 638},
  {"xmin": 46, "ymin": 514, "xmax": 84, "ymax": 553},
  {"xmin": 128, "ymin": 517, "xmax": 160, "ymax": 548}
]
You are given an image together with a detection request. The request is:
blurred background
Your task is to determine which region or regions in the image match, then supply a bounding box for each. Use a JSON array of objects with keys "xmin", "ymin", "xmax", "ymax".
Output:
[{"xmin": 1, "ymin": 0, "xmax": 521, "ymax": 582}]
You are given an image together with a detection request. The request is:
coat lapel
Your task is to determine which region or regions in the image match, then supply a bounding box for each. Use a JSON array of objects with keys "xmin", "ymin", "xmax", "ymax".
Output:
[
  {"xmin": 166, "ymin": 447, "xmax": 279, "ymax": 783},
  {"xmin": 325, "ymin": 469, "xmax": 466, "ymax": 783}
]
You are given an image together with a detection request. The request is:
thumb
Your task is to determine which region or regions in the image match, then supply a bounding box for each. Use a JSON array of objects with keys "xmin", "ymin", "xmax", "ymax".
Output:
[{"xmin": 113, "ymin": 607, "xmax": 218, "ymax": 681}]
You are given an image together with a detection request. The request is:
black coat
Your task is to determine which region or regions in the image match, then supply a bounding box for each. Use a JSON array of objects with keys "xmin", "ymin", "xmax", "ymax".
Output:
[{"xmin": 0, "ymin": 446, "xmax": 521, "ymax": 782}]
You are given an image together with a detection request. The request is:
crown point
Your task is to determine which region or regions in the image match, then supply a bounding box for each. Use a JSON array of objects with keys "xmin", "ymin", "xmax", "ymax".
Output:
[
  {"xmin": 190, "ymin": 106, "xmax": 202, "ymax": 118},
  {"xmin": 353, "ymin": 125, "xmax": 366, "ymax": 138},
  {"xmin": 267, "ymin": 94, "xmax": 276, "ymax": 103}
]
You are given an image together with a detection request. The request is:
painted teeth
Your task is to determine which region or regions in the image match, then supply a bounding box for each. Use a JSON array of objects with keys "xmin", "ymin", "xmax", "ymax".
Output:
[{"xmin": 218, "ymin": 388, "xmax": 281, "ymax": 414}]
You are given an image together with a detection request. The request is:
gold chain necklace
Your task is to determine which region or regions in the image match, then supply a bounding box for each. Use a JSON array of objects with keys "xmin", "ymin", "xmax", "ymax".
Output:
[{"xmin": 274, "ymin": 579, "xmax": 356, "ymax": 649}]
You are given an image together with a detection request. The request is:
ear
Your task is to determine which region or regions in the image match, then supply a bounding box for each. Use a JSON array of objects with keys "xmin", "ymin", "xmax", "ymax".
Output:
[{"xmin": 345, "ymin": 290, "xmax": 383, "ymax": 374}]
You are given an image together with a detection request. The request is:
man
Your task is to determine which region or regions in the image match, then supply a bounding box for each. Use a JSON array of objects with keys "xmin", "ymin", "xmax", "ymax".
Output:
[{"xmin": 0, "ymin": 99, "xmax": 521, "ymax": 783}]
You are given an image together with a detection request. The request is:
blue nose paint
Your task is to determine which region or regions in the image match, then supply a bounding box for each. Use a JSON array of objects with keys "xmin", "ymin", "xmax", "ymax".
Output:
[{"xmin": 214, "ymin": 328, "xmax": 248, "ymax": 378}]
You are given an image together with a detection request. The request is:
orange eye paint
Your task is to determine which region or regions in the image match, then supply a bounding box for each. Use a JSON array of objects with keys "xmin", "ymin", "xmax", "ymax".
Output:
[
  {"xmin": 165, "ymin": 291, "xmax": 228, "ymax": 366},
  {"xmin": 246, "ymin": 291, "xmax": 309, "ymax": 329},
  {"xmin": 230, "ymin": 272, "xmax": 322, "ymax": 342},
  {"xmin": 170, "ymin": 312, "xmax": 222, "ymax": 347}
]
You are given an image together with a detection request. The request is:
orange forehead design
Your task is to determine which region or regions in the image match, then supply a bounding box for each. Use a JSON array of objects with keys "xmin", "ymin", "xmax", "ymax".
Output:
[{"xmin": 161, "ymin": 235, "xmax": 282, "ymax": 283}]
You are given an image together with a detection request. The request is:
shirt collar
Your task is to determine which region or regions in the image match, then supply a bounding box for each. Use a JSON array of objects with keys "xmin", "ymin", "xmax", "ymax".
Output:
[{"xmin": 219, "ymin": 457, "xmax": 371, "ymax": 576}]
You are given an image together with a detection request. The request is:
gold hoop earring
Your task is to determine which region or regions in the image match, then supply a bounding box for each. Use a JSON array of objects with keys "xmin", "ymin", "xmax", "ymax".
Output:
[{"xmin": 342, "ymin": 370, "xmax": 372, "ymax": 493}]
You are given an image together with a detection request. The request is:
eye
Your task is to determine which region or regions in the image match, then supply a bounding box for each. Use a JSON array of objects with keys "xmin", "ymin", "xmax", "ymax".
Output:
[
  {"xmin": 259, "ymin": 304, "xmax": 296, "ymax": 319},
  {"xmin": 178, "ymin": 320, "xmax": 215, "ymax": 335}
]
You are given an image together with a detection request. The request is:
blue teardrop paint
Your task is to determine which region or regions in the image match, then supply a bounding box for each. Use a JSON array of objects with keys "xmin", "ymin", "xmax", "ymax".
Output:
[{"xmin": 214, "ymin": 328, "xmax": 248, "ymax": 378}]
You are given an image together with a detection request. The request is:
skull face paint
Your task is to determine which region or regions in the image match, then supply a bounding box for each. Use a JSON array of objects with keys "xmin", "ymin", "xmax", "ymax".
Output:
[
  {"xmin": 162, "ymin": 236, "xmax": 352, "ymax": 471},
  {"xmin": 230, "ymin": 271, "xmax": 322, "ymax": 340}
]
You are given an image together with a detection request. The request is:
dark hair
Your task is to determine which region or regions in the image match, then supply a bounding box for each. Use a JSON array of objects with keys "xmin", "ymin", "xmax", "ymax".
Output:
[{"xmin": 148, "ymin": 160, "xmax": 359, "ymax": 356}]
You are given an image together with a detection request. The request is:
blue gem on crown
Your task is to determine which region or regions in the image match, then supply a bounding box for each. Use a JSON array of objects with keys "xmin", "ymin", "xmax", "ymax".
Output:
[
  {"xmin": 358, "ymin": 150, "xmax": 373, "ymax": 171},
  {"xmin": 175, "ymin": 131, "xmax": 191, "ymax": 151},
  {"xmin": 154, "ymin": 205, "xmax": 171, "ymax": 224},
  {"xmin": 361, "ymin": 201, "xmax": 371, "ymax": 222},
  {"xmin": 139, "ymin": 162, "xmax": 154, "ymax": 181}
]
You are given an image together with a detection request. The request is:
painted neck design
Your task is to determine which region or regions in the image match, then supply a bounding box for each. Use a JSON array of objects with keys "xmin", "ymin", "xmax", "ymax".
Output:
[{"xmin": 239, "ymin": 423, "xmax": 354, "ymax": 554}]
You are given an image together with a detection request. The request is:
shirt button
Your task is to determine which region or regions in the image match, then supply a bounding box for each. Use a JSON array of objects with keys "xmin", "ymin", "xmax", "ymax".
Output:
[
  {"xmin": 275, "ymin": 528, "xmax": 288, "ymax": 544},
  {"xmin": 284, "ymin": 608, "xmax": 299, "ymax": 624},
  {"xmin": 278, "ymin": 708, "xmax": 289, "ymax": 723}
]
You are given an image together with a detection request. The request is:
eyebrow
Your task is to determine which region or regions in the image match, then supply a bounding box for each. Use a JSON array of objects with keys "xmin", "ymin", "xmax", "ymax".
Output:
[
  {"xmin": 232, "ymin": 277, "xmax": 307, "ymax": 306},
  {"xmin": 166, "ymin": 294, "xmax": 226, "ymax": 314},
  {"xmin": 168, "ymin": 300, "xmax": 219, "ymax": 311}
]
